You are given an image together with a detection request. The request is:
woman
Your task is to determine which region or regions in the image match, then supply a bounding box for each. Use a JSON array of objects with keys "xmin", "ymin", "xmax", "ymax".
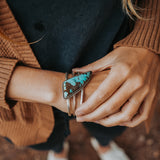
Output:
[{"xmin": 0, "ymin": 0, "xmax": 159, "ymax": 159}]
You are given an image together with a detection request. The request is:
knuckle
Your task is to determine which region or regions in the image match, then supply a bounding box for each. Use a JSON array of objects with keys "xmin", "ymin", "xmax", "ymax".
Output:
[
  {"xmin": 121, "ymin": 63, "xmax": 130, "ymax": 71},
  {"xmin": 123, "ymin": 114, "xmax": 132, "ymax": 121},
  {"xmin": 141, "ymin": 115, "xmax": 148, "ymax": 121},
  {"xmin": 134, "ymin": 75, "xmax": 144, "ymax": 89},
  {"xmin": 104, "ymin": 106, "xmax": 110, "ymax": 113},
  {"xmin": 119, "ymin": 63, "xmax": 130, "ymax": 77},
  {"xmin": 97, "ymin": 93, "xmax": 105, "ymax": 101},
  {"xmin": 104, "ymin": 106, "xmax": 115, "ymax": 116},
  {"xmin": 110, "ymin": 103, "xmax": 119, "ymax": 111},
  {"xmin": 144, "ymin": 85, "xmax": 150, "ymax": 94},
  {"xmin": 131, "ymin": 98, "xmax": 139, "ymax": 106}
]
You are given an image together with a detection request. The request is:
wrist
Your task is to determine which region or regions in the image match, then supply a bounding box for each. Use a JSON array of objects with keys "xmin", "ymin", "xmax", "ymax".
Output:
[
  {"xmin": 51, "ymin": 72, "xmax": 82, "ymax": 114},
  {"xmin": 7, "ymin": 65, "xmax": 63, "ymax": 105},
  {"xmin": 44, "ymin": 71, "xmax": 64, "ymax": 104},
  {"xmin": 47, "ymin": 72, "xmax": 70, "ymax": 113}
]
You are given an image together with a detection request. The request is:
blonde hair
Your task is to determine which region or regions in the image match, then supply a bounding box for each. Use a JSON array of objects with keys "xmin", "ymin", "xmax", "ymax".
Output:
[{"xmin": 122, "ymin": 0, "xmax": 142, "ymax": 19}]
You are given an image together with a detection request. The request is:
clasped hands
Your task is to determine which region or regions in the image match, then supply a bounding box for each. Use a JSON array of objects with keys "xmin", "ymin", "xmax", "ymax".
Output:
[{"xmin": 72, "ymin": 47, "xmax": 160, "ymax": 128}]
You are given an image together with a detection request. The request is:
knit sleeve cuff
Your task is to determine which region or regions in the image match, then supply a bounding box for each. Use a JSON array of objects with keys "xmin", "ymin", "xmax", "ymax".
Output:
[
  {"xmin": 0, "ymin": 58, "xmax": 20, "ymax": 110},
  {"xmin": 114, "ymin": 0, "xmax": 160, "ymax": 54}
]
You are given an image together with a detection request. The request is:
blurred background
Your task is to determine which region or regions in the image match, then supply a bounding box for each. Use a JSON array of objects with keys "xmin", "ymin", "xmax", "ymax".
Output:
[{"xmin": 0, "ymin": 102, "xmax": 160, "ymax": 160}]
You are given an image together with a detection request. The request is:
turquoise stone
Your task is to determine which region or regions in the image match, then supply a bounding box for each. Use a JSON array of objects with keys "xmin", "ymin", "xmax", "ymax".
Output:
[
  {"xmin": 64, "ymin": 91, "xmax": 68, "ymax": 97},
  {"xmin": 63, "ymin": 71, "xmax": 92, "ymax": 99}
]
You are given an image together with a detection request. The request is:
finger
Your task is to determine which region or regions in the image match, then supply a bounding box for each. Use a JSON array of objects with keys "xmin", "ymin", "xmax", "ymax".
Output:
[
  {"xmin": 119, "ymin": 86, "xmax": 149, "ymax": 122},
  {"xmin": 120, "ymin": 63, "xmax": 159, "ymax": 128},
  {"xmin": 120, "ymin": 89, "xmax": 156, "ymax": 127},
  {"xmin": 86, "ymin": 86, "xmax": 148, "ymax": 126},
  {"xmin": 77, "ymin": 70, "xmax": 146, "ymax": 121},
  {"xmin": 76, "ymin": 74, "xmax": 145, "ymax": 121},
  {"xmin": 75, "ymin": 68, "xmax": 126, "ymax": 116},
  {"xmin": 72, "ymin": 56, "xmax": 111, "ymax": 73}
]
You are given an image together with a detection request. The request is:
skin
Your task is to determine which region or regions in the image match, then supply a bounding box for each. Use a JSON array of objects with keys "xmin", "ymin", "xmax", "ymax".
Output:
[
  {"xmin": 7, "ymin": 46, "xmax": 160, "ymax": 128},
  {"xmin": 74, "ymin": 47, "xmax": 160, "ymax": 128},
  {"xmin": 6, "ymin": 63, "xmax": 109, "ymax": 113},
  {"xmin": 6, "ymin": 46, "xmax": 159, "ymax": 158}
]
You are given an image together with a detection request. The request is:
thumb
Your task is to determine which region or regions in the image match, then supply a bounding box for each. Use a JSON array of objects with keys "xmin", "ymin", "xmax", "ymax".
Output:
[
  {"xmin": 72, "ymin": 63, "xmax": 98, "ymax": 73},
  {"xmin": 72, "ymin": 57, "xmax": 111, "ymax": 73}
]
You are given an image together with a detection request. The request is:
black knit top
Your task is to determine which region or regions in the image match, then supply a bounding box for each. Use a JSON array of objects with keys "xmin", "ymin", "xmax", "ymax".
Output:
[{"xmin": 7, "ymin": 0, "xmax": 129, "ymax": 72}]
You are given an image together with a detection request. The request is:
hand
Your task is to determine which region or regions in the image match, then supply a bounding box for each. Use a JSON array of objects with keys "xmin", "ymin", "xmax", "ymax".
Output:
[
  {"xmin": 74, "ymin": 47, "xmax": 160, "ymax": 127},
  {"xmin": 54, "ymin": 70, "xmax": 110, "ymax": 113},
  {"xmin": 6, "ymin": 65, "xmax": 109, "ymax": 114}
]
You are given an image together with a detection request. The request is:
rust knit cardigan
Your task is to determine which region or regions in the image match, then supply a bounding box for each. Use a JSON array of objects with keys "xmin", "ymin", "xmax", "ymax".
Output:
[{"xmin": 0, "ymin": 0, "xmax": 159, "ymax": 146}]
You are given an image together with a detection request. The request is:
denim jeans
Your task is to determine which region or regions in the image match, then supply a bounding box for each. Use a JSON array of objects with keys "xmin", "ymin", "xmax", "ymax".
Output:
[{"xmin": 30, "ymin": 107, "xmax": 126, "ymax": 153}]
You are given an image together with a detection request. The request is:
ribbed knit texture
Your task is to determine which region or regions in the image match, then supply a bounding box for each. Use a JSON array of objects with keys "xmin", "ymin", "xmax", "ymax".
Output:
[
  {"xmin": 114, "ymin": 0, "xmax": 160, "ymax": 54},
  {"xmin": 0, "ymin": 0, "xmax": 54, "ymax": 146},
  {"xmin": 0, "ymin": 58, "xmax": 19, "ymax": 109},
  {"xmin": 0, "ymin": 0, "xmax": 159, "ymax": 146}
]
